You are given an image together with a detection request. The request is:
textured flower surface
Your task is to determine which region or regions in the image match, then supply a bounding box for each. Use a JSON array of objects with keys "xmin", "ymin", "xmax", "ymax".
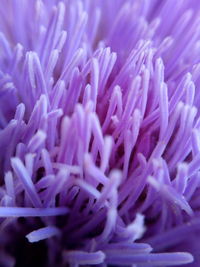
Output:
[{"xmin": 1, "ymin": 0, "xmax": 200, "ymax": 266}]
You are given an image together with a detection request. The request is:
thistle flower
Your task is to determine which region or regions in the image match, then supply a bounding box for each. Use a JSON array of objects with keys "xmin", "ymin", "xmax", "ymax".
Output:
[{"xmin": 1, "ymin": 0, "xmax": 200, "ymax": 266}]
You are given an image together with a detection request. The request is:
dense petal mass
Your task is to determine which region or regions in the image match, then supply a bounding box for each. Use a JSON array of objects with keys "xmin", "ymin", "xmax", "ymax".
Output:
[{"xmin": 0, "ymin": 0, "xmax": 200, "ymax": 266}]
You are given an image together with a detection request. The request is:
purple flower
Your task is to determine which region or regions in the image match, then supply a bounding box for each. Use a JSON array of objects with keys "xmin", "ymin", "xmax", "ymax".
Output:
[{"xmin": 0, "ymin": 0, "xmax": 200, "ymax": 266}]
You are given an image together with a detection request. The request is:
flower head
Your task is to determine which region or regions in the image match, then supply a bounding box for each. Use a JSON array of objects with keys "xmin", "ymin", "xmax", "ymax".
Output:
[{"xmin": 0, "ymin": 0, "xmax": 200, "ymax": 266}]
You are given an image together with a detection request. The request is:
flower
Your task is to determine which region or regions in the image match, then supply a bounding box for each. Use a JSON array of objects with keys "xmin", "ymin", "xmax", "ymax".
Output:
[{"xmin": 0, "ymin": 0, "xmax": 200, "ymax": 266}]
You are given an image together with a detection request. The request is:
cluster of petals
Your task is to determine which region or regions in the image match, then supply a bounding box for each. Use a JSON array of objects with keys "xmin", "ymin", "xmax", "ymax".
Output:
[{"xmin": 0, "ymin": 0, "xmax": 200, "ymax": 266}]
